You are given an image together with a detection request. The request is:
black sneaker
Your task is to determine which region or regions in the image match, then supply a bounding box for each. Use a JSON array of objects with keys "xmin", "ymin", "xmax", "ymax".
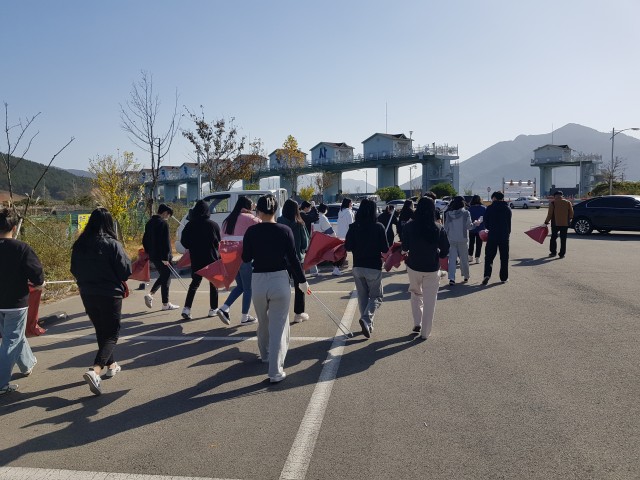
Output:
[
  {"xmin": 481, "ymin": 276, "xmax": 490, "ymax": 286},
  {"xmin": 558, "ymin": 254, "xmax": 565, "ymax": 259},
  {"xmin": 548, "ymin": 252, "xmax": 556, "ymax": 257},
  {"xmin": 412, "ymin": 326, "xmax": 421, "ymax": 334},
  {"xmin": 359, "ymin": 319, "xmax": 371, "ymax": 338}
]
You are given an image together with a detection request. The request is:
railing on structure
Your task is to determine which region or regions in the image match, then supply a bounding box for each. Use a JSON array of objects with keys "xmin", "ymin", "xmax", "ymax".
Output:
[{"xmin": 530, "ymin": 153, "xmax": 602, "ymax": 166}]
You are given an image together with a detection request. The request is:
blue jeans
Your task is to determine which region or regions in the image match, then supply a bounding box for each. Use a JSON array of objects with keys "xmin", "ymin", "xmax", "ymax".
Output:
[
  {"xmin": 224, "ymin": 262, "xmax": 253, "ymax": 314},
  {"xmin": 0, "ymin": 308, "xmax": 36, "ymax": 388}
]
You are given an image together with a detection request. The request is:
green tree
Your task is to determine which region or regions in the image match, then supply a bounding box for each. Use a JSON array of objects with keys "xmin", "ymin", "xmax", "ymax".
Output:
[
  {"xmin": 276, "ymin": 135, "xmax": 306, "ymax": 194},
  {"xmin": 298, "ymin": 186, "xmax": 315, "ymax": 201},
  {"xmin": 376, "ymin": 186, "xmax": 405, "ymax": 202},
  {"xmin": 89, "ymin": 151, "xmax": 143, "ymax": 242},
  {"xmin": 430, "ymin": 182, "xmax": 457, "ymax": 198}
]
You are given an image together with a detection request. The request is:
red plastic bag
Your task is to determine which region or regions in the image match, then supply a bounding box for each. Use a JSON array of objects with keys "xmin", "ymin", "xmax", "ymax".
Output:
[
  {"xmin": 175, "ymin": 250, "xmax": 191, "ymax": 268},
  {"xmin": 479, "ymin": 230, "xmax": 489, "ymax": 242},
  {"xmin": 129, "ymin": 249, "xmax": 150, "ymax": 282},
  {"xmin": 524, "ymin": 225, "xmax": 549, "ymax": 244},
  {"xmin": 303, "ymin": 232, "xmax": 345, "ymax": 270},
  {"xmin": 439, "ymin": 257, "xmax": 449, "ymax": 271},
  {"xmin": 381, "ymin": 242, "xmax": 405, "ymax": 272},
  {"xmin": 196, "ymin": 241, "xmax": 243, "ymax": 289},
  {"xmin": 26, "ymin": 286, "xmax": 46, "ymax": 337}
]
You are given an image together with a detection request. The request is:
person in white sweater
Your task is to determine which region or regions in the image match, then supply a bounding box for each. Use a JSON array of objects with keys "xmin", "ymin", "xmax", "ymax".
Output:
[{"xmin": 443, "ymin": 196, "xmax": 475, "ymax": 285}]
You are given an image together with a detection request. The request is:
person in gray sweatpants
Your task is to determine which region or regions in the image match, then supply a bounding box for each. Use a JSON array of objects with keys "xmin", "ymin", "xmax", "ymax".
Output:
[{"xmin": 242, "ymin": 194, "xmax": 308, "ymax": 383}]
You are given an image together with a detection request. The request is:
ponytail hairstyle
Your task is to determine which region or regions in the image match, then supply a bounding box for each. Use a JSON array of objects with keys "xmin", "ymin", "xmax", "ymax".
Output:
[
  {"xmin": 223, "ymin": 195, "xmax": 252, "ymax": 234},
  {"xmin": 73, "ymin": 207, "xmax": 118, "ymax": 251},
  {"xmin": 256, "ymin": 194, "xmax": 278, "ymax": 216},
  {"xmin": 412, "ymin": 197, "xmax": 439, "ymax": 243},
  {"xmin": 282, "ymin": 199, "xmax": 304, "ymax": 225}
]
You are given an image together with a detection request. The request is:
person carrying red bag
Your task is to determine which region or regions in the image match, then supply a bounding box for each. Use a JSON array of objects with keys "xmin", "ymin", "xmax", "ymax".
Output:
[
  {"xmin": 544, "ymin": 190, "xmax": 574, "ymax": 259},
  {"xmin": 0, "ymin": 208, "xmax": 44, "ymax": 395}
]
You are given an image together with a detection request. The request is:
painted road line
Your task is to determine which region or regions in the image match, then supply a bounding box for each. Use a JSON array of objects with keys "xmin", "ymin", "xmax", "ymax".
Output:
[
  {"xmin": 279, "ymin": 289, "xmax": 359, "ymax": 480},
  {"xmin": 43, "ymin": 333, "xmax": 336, "ymax": 343},
  {"xmin": 0, "ymin": 467, "xmax": 241, "ymax": 480}
]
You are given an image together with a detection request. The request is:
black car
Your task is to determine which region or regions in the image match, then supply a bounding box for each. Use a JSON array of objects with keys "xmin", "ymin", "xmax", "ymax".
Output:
[{"xmin": 571, "ymin": 195, "xmax": 640, "ymax": 235}]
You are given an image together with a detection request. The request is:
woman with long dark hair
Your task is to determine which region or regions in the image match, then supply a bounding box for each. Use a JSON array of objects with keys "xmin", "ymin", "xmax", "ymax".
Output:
[
  {"xmin": 71, "ymin": 208, "xmax": 132, "ymax": 395},
  {"xmin": 218, "ymin": 196, "xmax": 260, "ymax": 325},
  {"xmin": 443, "ymin": 196, "xmax": 473, "ymax": 285},
  {"xmin": 277, "ymin": 199, "xmax": 310, "ymax": 323},
  {"xmin": 397, "ymin": 199, "xmax": 415, "ymax": 241},
  {"xmin": 180, "ymin": 200, "xmax": 223, "ymax": 322},
  {"xmin": 336, "ymin": 197, "xmax": 354, "ymax": 241},
  {"xmin": 401, "ymin": 197, "xmax": 449, "ymax": 340},
  {"xmin": 345, "ymin": 198, "xmax": 388, "ymax": 338},
  {"xmin": 242, "ymin": 194, "xmax": 307, "ymax": 383},
  {"xmin": 467, "ymin": 195, "xmax": 486, "ymax": 264}
]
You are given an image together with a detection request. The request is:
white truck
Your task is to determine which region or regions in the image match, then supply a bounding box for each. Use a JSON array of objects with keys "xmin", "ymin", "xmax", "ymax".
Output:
[{"xmin": 175, "ymin": 188, "xmax": 287, "ymax": 254}]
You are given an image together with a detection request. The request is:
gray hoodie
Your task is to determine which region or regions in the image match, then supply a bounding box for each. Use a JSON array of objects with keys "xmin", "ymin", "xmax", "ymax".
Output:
[{"xmin": 444, "ymin": 208, "xmax": 473, "ymax": 242}]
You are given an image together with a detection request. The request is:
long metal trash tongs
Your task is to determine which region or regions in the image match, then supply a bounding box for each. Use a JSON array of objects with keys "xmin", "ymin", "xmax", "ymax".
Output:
[
  {"xmin": 308, "ymin": 289, "xmax": 354, "ymax": 338},
  {"xmin": 167, "ymin": 263, "xmax": 189, "ymax": 290}
]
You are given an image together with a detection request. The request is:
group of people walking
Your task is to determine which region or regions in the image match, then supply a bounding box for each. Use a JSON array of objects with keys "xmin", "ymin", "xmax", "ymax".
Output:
[{"xmin": 1, "ymin": 188, "xmax": 571, "ymax": 397}]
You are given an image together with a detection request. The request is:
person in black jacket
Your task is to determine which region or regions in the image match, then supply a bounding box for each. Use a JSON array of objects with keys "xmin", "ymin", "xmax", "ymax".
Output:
[
  {"xmin": 0, "ymin": 209, "xmax": 45, "ymax": 395},
  {"xmin": 482, "ymin": 191, "xmax": 512, "ymax": 285},
  {"xmin": 401, "ymin": 197, "xmax": 449, "ymax": 340},
  {"xmin": 179, "ymin": 200, "xmax": 224, "ymax": 323},
  {"xmin": 71, "ymin": 208, "xmax": 132, "ymax": 396},
  {"xmin": 142, "ymin": 203, "xmax": 178, "ymax": 310},
  {"xmin": 345, "ymin": 198, "xmax": 388, "ymax": 339},
  {"xmin": 300, "ymin": 201, "xmax": 319, "ymax": 276},
  {"xmin": 377, "ymin": 204, "xmax": 398, "ymax": 248}
]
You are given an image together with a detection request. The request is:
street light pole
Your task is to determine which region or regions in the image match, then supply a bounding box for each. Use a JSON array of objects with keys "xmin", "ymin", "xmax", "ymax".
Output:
[{"xmin": 610, "ymin": 127, "xmax": 640, "ymax": 195}]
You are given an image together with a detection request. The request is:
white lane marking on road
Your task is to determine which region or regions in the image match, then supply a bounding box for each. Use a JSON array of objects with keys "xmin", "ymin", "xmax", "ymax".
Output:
[
  {"xmin": 0, "ymin": 466, "xmax": 241, "ymax": 480},
  {"xmin": 43, "ymin": 334, "xmax": 335, "ymax": 343},
  {"xmin": 279, "ymin": 289, "xmax": 359, "ymax": 480}
]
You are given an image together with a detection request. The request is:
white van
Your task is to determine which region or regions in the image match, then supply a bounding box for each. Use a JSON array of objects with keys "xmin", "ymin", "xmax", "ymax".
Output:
[{"xmin": 175, "ymin": 188, "xmax": 287, "ymax": 254}]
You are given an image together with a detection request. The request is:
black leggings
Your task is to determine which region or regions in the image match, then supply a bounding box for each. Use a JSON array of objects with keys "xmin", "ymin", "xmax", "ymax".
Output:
[
  {"xmin": 81, "ymin": 294, "xmax": 122, "ymax": 368},
  {"xmin": 151, "ymin": 260, "xmax": 172, "ymax": 304},
  {"xmin": 468, "ymin": 231, "xmax": 483, "ymax": 258},
  {"xmin": 184, "ymin": 271, "xmax": 218, "ymax": 310}
]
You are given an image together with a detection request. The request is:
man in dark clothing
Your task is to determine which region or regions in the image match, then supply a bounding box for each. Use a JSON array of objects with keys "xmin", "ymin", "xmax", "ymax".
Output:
[
  {"xmin": 300, "ymin": 201, "xmax": 319, "ymax": 237},
  {"xmin": 377, "ymin": 204, "xmax": 397, "ymax": 249},
  {"xmin": 482, "ymin": 191, "xmax": 512, "ymax": 285},
  {"xmin": 142, "ymin": 203, "xmax": 178, "ymax": 310}
]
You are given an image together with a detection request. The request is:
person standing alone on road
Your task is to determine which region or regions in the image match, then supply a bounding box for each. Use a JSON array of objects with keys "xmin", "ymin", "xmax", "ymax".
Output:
[
  {"xmin": 0, "ymin": 209, "xmax": 45, "ymax": 395},
  {"xmin": 482, "ymin": 191, "xmax": 512, "ymax": 285},
  {"xmin": 71, "ymin": 208, "xmax": 132, "ymax": 396},
  {"xmin": 143, "ymin": 203, "xmax": 179, "ymax": 311},
  {"xmin": 345, "ymin": 198, "xmax": 388, "ymax": 339},
  {"xmin": 242, "ymin": 194, "xmax": 308, "ymax": 383},
  {"xmin": 544, "ymin": 190, "xmax": 574, "ymax": 259},
  {"xmin": 401, "ymin": 197, "xmax": 449, "ymax": 340},
  {"xmin": 179, "ymin": 200, "xmax": 223, "ymax": 322}
]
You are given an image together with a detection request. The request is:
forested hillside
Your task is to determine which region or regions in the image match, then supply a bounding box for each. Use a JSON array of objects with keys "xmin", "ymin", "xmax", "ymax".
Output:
[{"xmin": 0, "ymin": 154, "xmax": 91, "ymax": 201}]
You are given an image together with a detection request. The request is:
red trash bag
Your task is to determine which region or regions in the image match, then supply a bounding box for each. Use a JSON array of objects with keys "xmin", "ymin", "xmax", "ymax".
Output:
[
  {"xmin": 196, "ymin": 260, "xmax": 227, "ymax": 289},
  {"xmin": 129, "ymin": 249, "xmax": 150, "ymax": 282},
  {"xmin": 382, "ymin": 242, "xmax": 405, "ymax": 272},
  {"xmin": 478, "ymin": 230, "xmax": 489, "ymax": 242},
  {"xmin": 524, "ymin": 225, "xmax": 549, "ymax": 244},
  {"xmin": 439, "ymin": 256, "xmax": 449, "ymax": 271},
  {"xmin": 26, "ymin": 286, "xmax": 46, "ymax": 337},
  {"xmin": 303, "ymin": 232, "xmax": 345, "ymax": 271},
  {"xmin": 320, "ymin": 244, "xmax": 347, "ymax": 264},
  {"xmin": 175, "ymin": 250, "xmax": 191, "ymax": 268}
]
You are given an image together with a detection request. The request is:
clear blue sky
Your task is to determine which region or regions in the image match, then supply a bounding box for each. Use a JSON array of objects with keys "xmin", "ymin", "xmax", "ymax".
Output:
[{"xmin": 2, "ymin": 0, "xmax": 639, "ymax": 187}]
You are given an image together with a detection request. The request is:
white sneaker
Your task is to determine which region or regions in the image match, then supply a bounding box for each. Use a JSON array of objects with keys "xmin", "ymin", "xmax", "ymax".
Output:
[
  {"xmin": 23, "ymin": 358, "xmax": 37, "ymax": 377},
  {"xmin": 144, "ymin": 294, "xmax": 153, "ymax": 309},
  {"xmin": 161, "ymin": 303, "xmax": 179, "ymax": 311},
  {"xmin": 332, "ymin": 267, "xmax": 342, "ymax": 276},
  {"xmin": 475, "ymin": 257, "xmax": 481, "ymax": 264},
  {"xmin": 83, "ymin": 370, "xmax": 102, "ymax": 396},
  {"xmin": 240, "ymin": 314, "xmax": 258, "ymax": 325},
  {"xmin": 105, "ymin": 362, "xmax": 121, "ymax": 378},
  {"xmin": 181, "ymin": 307, "xmax": 192, "ymax": 320},
  {"xmin": 0, "ymin": 384, "xmax": 18, "ymax": 395},
  {"xmin": 468, "ymin": 255, "xmax": 474, "ymax": 263},
  {"xmin": 293, "ymin": 313, "xmax": 309, "ymax": 324},
  {"xmin": 269, "ymin": 372, "xmax": 287, "ymax": 383}
]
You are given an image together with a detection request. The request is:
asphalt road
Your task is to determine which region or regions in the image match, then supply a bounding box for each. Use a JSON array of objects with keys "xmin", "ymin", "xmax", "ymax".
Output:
[{"xmin": 1, "ymin": 209, "xmax": 638, "ymax": 480}]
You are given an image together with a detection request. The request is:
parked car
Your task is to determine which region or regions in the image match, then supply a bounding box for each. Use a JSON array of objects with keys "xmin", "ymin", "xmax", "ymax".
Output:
[
  {"xmin": 571, "ymin": 195, "xmax": 640, "ymax": 235},
  {"xmin": 435, "ymin": 199, "xmax": 449, "ymax": 212},
  {"xmin": 509, "ymin": 196, "xmax": 541, "ymax": 209},
  {"xmin": 175, "ymin": 188, "xmax": 287, "ymax": 253},
  {"xmin": 386, "ymin": 199, "xmax": 410, "ymax": 209}
]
